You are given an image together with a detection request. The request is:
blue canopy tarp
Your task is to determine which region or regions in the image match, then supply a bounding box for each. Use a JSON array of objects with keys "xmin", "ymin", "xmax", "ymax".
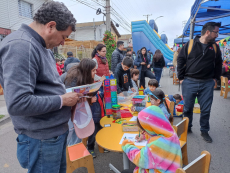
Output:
[
  {"xmin": 174, "ymin": 35, "xmax": 228, "ymax": 44},
  {"xmin": 183, "ymin": 0, "xmax": 230, "ymax": 37}
]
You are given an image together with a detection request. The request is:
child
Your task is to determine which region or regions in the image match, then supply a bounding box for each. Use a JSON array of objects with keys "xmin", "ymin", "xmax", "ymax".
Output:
[
  {"xmin": 168, "ymin": 94, "xmax": 183, "ymax": 116},
  {"xmin": 64, "ymin": 58, "xmax": 105, "ymax": 158},
  {"xmin": 121, "ymin": 106, "xmax": 182, "ymax": 173},
  {"xmin": 60, "ymin": 59, "xmax": 65, "ymax": 73},
  {"xmin": 129, "ymin": 69, "xmax": 139, "ymax": 93},
  {"xmin": 144, "ymin": 79, "xmax": 159, "ymax": 95},
  {"xmin": 168, "ymin": 94, "xmax": 183, "ymax": 105},
  {"xmin": 114, "ymin": 57, "xmax": 136, "ymax": 95},
  {"xmin": 56, "ymin": 59, "xmax": 62, "ymax": 76},
  {"xmin": 150, "ymin": 89, "xmax": 173, "ymax": 123}
]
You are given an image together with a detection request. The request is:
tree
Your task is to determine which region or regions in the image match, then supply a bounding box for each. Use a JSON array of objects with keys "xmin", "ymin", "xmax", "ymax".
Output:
[{"xmin": 103, "ymin": 30, "xmax": 116, "ymax": 69}]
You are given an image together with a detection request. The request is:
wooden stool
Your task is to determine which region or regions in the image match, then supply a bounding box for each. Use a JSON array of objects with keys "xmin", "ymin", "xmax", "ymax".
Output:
[
  {"xmin": 220, "ymin": 76, "xmax": 230, "ymax": 99},
  {"xmin": 66, "ymin": 143, "xmax": 95, "ymax": 173},
  {"xmin": 173, "ymin": 117, "xmax": 189, "ymax": 166},
  {"xmin": 0, "ymin": 84, "xmax": 3, "ymax": 95},
  {"xmin": 173, "ymin": 73, "xmax": 179, "ymax": 85},
  {"xmin": 165, "ymin": 98, "xmax": 175, "ymax": 126}
]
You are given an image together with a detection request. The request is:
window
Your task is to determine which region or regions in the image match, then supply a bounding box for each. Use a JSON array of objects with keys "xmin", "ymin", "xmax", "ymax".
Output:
[
  {"xmin": 18, "ymin": 0, "xmax": 33, "ymax": 19},
  {"xmin": 99, "ymin": 29, "xmax": 102, "ymax": 38}
]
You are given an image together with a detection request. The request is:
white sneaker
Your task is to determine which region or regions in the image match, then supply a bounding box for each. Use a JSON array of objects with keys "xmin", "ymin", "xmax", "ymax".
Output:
[{"xmin": 159, "ymin": 85, "xmax": 162, "ymax": 88}]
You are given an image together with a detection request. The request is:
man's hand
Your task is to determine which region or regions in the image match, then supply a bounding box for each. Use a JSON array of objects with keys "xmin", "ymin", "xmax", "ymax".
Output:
[
  {"xmin": 131, "ymin": 88, "xmax": 136, "ymax": 92},
  {"xmin": 141, "ymin": 62, "xmax": 146, "ymax": 65},
  {"xmin": 147, "ymin": 64, "xmax": 150, "ymax": 68},
  {"xmin": 180, "ymin": 80, "xmax": 184, "ymax": 84},
  {"xmin": 61, "ymin": 93, "xmax": 83, "ymax": 107},
  {"xmin": 100, "ymin": 75, "xmax": 106, "ymax": 82},
  {"xmin": 109, "ymin": 71, "xmax": 113, "ymax": 75},
  {"xmin": 91, "ymin": 96, "xmax": 97, "ymax": 103}
]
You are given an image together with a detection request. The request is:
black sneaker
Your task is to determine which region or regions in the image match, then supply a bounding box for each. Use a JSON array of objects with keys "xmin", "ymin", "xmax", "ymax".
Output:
[
  {"xmin": 201, "ymin": 132, "xmax": 213, "ymax": 143},
  {"xmin": 188, "ymin": 128, "xmax": 192, "ymax": 133},
  {"xmin": 89, "ymin": 150, "xmax": 96, "ymax": 158}
]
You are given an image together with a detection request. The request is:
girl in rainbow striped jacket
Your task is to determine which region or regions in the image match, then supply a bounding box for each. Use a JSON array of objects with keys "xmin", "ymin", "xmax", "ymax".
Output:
[{"xmin": 122, "ymin": 105, "xmax": 182, "ymax": 173}]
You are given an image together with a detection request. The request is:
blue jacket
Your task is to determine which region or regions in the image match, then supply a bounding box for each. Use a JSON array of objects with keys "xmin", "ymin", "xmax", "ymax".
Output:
[
  {"xmin": 144, "ymin": 88, "xmax": 152, "ymax": 95},
  {"xmin": 90, "ymin": 92, "xmax": 104, "ymax": 124},
  {"xmin": 64, "ymin": 57, "xmax": 80, "ymax": 71},
  {"xmin": 134, "ymin": 53, "xmax": 151, "ymax": 80}
]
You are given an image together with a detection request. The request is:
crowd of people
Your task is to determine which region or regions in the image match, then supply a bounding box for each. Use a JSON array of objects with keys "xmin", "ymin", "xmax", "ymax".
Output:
[{"xmin": 0, "ymin": 1, "xmax": 226, "ymax": 173}]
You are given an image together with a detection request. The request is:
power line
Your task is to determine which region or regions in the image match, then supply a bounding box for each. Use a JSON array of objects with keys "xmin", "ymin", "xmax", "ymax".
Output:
[
  {"xmin": 111, "ymin": 0, "xmax": 132, "ymax": 23},
  {"xmin": 112, "ymin": 13, "xmax": 131, "ymax": 29}
]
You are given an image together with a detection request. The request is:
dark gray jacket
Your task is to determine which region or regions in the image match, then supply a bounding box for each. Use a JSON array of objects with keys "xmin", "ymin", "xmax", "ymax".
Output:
[
  {"xmin": 111, "ymin": 48, "xmax": 124, "ymax": 73},
  {"xmin": 64, "ymin": 56, "xmax": 80, "ymax": 71},
  {"xmin": 0, "ymin": 24, "xmax": 70, "ymax": 140}
]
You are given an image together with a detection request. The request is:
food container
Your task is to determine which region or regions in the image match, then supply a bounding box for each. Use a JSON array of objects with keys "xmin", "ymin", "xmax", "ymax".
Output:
[
  {"xmin": 117, "ymin": 91, "xmax": 137, "ymax": 105},
  {"xmin": 112, "ymin": 105, "xmax": 121, "ymax": 120}
]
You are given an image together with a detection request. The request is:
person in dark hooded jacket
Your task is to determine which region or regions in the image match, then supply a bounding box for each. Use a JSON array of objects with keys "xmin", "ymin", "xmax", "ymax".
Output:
[
  {"xmin": 64, "ymin": 52, "xmax": 80, "ymax": 71},
  {"xmin": 177, "ymin": 22, "xmax": 222, "ymax": 143},
  {"xmin": 111, "ymin": 41, "xmax": 124, "ymax": 73}
]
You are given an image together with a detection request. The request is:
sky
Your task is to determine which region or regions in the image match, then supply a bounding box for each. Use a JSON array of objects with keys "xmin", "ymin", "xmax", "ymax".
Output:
[{"xmin": 56, "ymin": 0, "xmax": 195, "ymax": 47}]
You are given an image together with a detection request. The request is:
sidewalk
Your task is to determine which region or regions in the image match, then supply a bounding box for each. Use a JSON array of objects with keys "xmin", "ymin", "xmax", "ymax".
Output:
[{"xmin": 0, "ymin": 95, "xmax": 10, "ymax": 126}]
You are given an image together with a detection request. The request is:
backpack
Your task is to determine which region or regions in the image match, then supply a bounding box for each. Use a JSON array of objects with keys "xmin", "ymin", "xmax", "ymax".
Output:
[{"xmin": 188, "ymin": 39, "xmax": 217, "ymax": 56}]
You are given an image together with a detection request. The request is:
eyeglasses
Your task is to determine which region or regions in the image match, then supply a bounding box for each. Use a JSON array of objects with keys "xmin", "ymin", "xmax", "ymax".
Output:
[{"xmin": 211, "ymin": 31, "xmax": 219, "ymax": 35}]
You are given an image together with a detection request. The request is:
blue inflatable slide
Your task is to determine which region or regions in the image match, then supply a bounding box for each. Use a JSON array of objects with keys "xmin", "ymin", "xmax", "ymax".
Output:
[{"xmin": 132, "ymin": 20, "xmax": 174, "ymax": 64}]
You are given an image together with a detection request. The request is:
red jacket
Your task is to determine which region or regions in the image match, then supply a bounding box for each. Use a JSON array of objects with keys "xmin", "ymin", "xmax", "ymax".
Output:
[
  {"xmin": 56, "ymin": 64, "xmax": 62, "ymax": 76},
  {"xmin": 94, "ymin": 55, "xmax": 110, "ymax": 77},
  {"xmin": 60, "ymin": 64, "xmax": 64, "ymax": 69}
]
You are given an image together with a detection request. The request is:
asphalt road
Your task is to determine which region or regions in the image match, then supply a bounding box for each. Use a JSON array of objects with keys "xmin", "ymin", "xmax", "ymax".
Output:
[{"xmin": 0, "ymin": 68, "xmax": 230, "ymax": 173}]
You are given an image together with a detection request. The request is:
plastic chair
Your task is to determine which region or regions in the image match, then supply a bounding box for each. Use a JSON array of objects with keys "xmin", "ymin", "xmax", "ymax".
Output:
[
  {"xmin": 176, "ymin": 151, "xmax": 211, "ymax": 173},
  {"xmin": 66, "ymin": 143, "xmax": 95, "ymax": 173},
  {"xmin": 173, "ymin": 73, "xmax": 179, "ymax": 85},
  {"xmin": 173, "ymin": 117, "xmax": 189, "ymax": 165},
  {"xmin": 220, "ymin": 76, "xmax": 230, "ymax": 99},
  {"xmin": 165, "ymin": 98, "xmax": 175, "ymax": 126}
]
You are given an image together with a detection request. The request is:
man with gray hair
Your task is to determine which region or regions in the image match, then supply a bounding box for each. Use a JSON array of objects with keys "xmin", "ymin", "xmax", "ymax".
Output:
[{"xmin": 0, "ymin": 2, "xmax": 82, "ymax": 172}]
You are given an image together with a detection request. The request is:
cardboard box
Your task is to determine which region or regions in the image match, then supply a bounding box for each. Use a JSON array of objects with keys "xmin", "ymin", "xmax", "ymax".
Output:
[{"xmin": 122, "ymin": 121, "xmax": 139, "ymax": 132}]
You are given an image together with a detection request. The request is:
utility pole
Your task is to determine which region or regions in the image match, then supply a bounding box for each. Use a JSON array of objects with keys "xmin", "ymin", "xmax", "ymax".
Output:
[
  {"xmin": 106, "ymin": 0, "xmax": 111, "ymax": 31},
  {"xmin": 143, "ymin": 14, "xmax": 152, "ymax": 23}
]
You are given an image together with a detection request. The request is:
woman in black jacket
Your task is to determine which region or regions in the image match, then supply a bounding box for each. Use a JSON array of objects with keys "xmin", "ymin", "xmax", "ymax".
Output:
[
  {"xmin": 152, "ymin": 49, "xmax": 165, "ymax": 87},
  {"xmin": 134, "ymin": 47, "xmax": 155, "ymax": 88}
]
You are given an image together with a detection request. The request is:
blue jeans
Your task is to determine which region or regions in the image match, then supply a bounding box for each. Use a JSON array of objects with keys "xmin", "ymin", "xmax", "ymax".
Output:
[
  {"xmin": 88, "ymin": 123, "xmax": 102, "ymax": 150},
  {"xmin": 67, "ymin": 119, "xmax": 81, "ymax": 146},
  {"xmin": 182, "ymin": 78, "xmax": 215, "ymax": 132},
  {"xmin": 16, "ymin": 130, "xmax": 69, "ymax": 173},
  {"xmin": 153, "ymin": 67, "xmax": 163, "ymax": 84}
]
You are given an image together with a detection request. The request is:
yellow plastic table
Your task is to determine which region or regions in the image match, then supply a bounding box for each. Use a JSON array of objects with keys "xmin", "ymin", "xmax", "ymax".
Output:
[
  {"xmin": 96, "ymin": 102, "xmax": 151, "ymax": 172},
  {"xmin": 96, "ymin": 116, "xmax": 142, "ymax": 171}
]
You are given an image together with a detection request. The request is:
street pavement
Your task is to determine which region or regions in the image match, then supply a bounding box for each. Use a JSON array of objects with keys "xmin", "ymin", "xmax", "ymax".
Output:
[{"xmin": 0, "ymin": 68, "xmax": 230, "ymax": 173}]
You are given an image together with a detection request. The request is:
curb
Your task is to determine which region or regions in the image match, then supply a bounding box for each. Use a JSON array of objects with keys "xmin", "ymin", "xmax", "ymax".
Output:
[{"xmin": 0, "ymin": 115, "xmax": 11, "ymax": 126}]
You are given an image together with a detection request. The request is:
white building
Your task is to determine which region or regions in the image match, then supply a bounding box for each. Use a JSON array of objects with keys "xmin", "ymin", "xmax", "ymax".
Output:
[
  {"xmin": 70, "ymin": 21, "xmax": 121, "ymax": 42},
  {"xmin": 0, "ymin": 0, "xmax": 48, "ymax": 41}
]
